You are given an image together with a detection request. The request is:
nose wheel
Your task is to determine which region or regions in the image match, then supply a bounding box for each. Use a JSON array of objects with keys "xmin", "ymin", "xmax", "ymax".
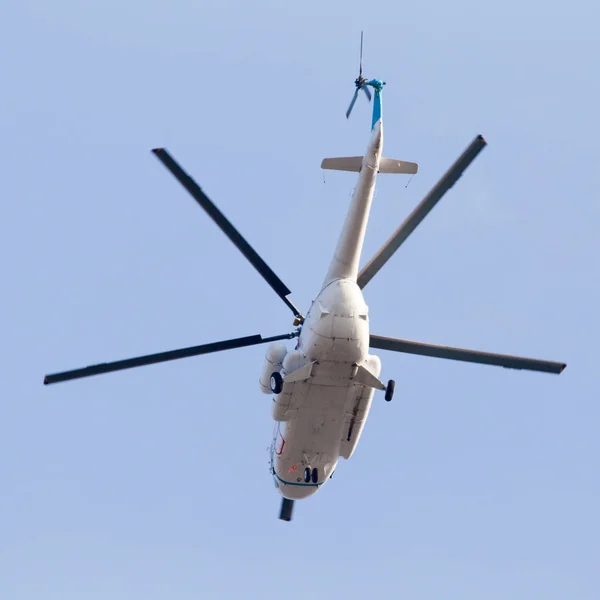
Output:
[{"xmin": 385, "ymin": 379, "xmax": 395, "ymax": 402}]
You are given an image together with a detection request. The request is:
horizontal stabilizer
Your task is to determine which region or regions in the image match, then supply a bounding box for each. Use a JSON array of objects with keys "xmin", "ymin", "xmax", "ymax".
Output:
[
  {"xmin": 378, "ymin": 158, "xmax": 418, "ymax": 175},
  {"xmin": 320, "ymin": 156, "xmax": 418, "ymax": 174},
  {"xmin": 321, "ymin": 157, "xmax": 363, "ymax": 172}
]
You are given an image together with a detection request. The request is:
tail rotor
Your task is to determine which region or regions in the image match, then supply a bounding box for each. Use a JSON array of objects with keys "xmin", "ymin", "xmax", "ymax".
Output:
[{"xmin": 346, "ymin": 31, "xmax": 372, "ymax": 119}]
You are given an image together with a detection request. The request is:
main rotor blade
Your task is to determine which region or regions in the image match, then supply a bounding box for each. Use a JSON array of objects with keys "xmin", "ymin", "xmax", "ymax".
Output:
[
  {"xmin": 44, "ymin": 333, "xmax": 297, "ymax": 385},
  {"xmin": 370, "ymin": 334, "xmax": 566, "ymax": 374},
  {"xmin": 279, "ymin": 498, "xmax": 294, "ymax": 521},
  {"xmin": 346, "ymin": 88, "xmax": 360, "ymax": 119},
  {"xmin": 357, "ymin": 134, "xmax": 487, "ymax": 289},
  {"xmin": 152, "ymin": 148, "xmax": 303, "ymax": 320},
  {"xmin": 361, "ymin": 84, "xmax": 372, "ymax": 102}
]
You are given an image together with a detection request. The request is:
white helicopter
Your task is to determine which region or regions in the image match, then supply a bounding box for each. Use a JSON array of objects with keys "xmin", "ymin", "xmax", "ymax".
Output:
[{"xmin": 44, "ymin": 36, "xmax": 566, "ymax": 522}]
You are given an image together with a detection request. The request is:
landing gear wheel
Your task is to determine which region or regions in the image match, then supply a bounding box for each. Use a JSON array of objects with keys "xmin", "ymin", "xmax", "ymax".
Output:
[
  {"xmin": 385, "ymin": 379, "xmax": 395, "ymax": 402},
  {"xmin": 270, "ymin": 372, "xmax": 283, "ymax": 394},
  {"xmin": 304, "ymin": 467, "xmax": 312, "ymax": 483},
  {"xmin": 311, "ymin": 467, "xmax": 319, "ymax": 484}
]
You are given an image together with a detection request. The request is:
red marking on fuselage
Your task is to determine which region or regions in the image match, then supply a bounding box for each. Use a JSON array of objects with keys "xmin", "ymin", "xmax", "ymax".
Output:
[{"xmin": 275, "ymin": 432, "xmax": 285, "ymax": 456}]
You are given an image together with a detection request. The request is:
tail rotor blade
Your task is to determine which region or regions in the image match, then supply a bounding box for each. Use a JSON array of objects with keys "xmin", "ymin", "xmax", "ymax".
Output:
[
  {"xmin": 43, "ymin": 333, "xmax": 297, "ymax": 385},
  {"xmin": 152, "ymin": 148, "xmax": 303, "ymax": 320},
  {"xmin": 346, "ymin": 88, "xmax": 360, "ymax": 119},
  {"xmin": 359, "ymin": 30, "xmax": 364, "ymax": 79}
]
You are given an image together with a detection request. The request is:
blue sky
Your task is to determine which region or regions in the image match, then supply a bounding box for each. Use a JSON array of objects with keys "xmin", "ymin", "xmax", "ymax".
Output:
[{"xmin": 1, "ymin": 1, "xmax": 599, "ymax": 598}]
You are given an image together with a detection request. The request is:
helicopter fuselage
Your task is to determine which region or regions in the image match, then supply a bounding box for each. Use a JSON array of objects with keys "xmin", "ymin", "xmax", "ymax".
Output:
[
  {"xmin": 268, "ymin": 278, "xmax": 382, "ymax": 499},
  {"xmin": 266, "ymin": 119, "xmax": 384, "ymax": 500}
]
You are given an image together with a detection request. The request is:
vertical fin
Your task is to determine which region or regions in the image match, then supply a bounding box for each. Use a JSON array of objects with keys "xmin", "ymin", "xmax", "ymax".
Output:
[
  {"xmin": 372, "ymin": 90, "xmax": 382, "ymax": 130},
  {"xmin": 367, "ymin": 79, "xmax": 385, "ymax": 130}
]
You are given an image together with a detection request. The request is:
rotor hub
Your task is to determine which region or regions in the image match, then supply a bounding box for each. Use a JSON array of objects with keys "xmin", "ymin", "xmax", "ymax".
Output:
[{"xmin": 366, "ymin": 78, "xmax": 385, "ymax": 92}]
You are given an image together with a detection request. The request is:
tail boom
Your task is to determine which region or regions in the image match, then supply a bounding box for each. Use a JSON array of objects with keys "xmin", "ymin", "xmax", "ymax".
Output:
[{"xmin": 323, "ymin": 120, "xmax": 383, "ymax": 286}]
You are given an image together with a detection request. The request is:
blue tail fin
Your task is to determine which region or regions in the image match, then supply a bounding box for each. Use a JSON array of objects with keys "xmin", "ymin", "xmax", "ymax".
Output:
[{"xmin": 366, "ymin": 79, "xmax": 385, "ymax": 129}]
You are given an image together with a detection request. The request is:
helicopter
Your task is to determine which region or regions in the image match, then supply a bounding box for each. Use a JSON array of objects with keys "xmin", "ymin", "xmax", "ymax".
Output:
[{"xmin": 44, "ymin": 34, "xmax": 566, "ymax": 522}]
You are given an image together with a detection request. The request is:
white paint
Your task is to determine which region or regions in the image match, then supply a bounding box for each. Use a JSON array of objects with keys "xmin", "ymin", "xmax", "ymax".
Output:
[
  {"xmin": 323, "ymin": 120, "xmax": 383, "ymax": 286},
  {"xmin": 265, "ymin": 119, "xmax": 389, "ymax": 502}
]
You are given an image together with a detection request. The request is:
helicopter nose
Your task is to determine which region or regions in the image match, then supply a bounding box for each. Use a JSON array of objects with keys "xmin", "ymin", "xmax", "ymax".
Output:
[{"xmin": 279, "ymin": 484, "xmax": 318, "ymax": 500}]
